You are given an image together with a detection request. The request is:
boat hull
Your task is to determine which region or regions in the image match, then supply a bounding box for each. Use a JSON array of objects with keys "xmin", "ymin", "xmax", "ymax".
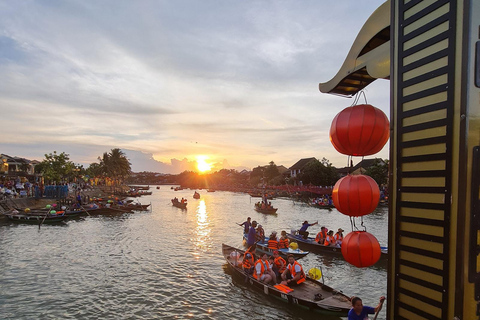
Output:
[{"xmin": 222, "ymin": 244, "xmax": 351, "ymax": 316}]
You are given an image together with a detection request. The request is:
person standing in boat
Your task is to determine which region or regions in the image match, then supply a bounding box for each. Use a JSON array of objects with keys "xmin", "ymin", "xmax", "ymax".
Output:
[
  {"xmin": 238, "ymin": 217, "xmax": 251, "ymax": 234},
  {"xmin": 299, "ymin": 221, "xmax": 318, "ymax": 239},
  {"xmin": 246, "ymin": 221, "xmax": 258, "ymax": 247},
  {"xmin": 348, "ymin": 296, "xmax": 385, "ymax": 320},
  {"xmin": 281, "ymin": 254, "xmax": 306, "ymax": 286}
]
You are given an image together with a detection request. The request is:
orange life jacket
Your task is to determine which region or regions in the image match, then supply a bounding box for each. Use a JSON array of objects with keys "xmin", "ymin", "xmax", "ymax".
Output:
[
  {"xmin": 274, "ymin": 256, "xmax": 287, "ymax": 273},
  {"xmin": 315, "ymin": 230, "xmax": 327, "ymax": 243},
  {"xmin": 242, "ymin": 250, "xmax": 255, "ymax": 270},
  {"xmin": 324, "ymin": 235, "xmax": 335, "ymax": 246},
  {"xmin": 334, "ymin": 233, "xmax": 343, "ymax": 242},
  {"xmin": 287, "ymin": 261, "xmax": 306, "ymax": 284},
  {"xmin": 278, "ymin": 237, "xmax": 289, "ymax": 249},
  {"xmin": 253, "ymin": 259, "xmax": 267, "ymax": 280},
  {"xmin": 268, "ymin": 239, "xmax": 279, "ymax": 250}
]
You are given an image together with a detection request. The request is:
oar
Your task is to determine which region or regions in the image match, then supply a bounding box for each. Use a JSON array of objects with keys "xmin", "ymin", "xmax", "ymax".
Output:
[
  {"xmin": 372, "ymin": 298, "xmax": 385, "ymax": 320},
  {"xmin": 80, "ymin": 205, "xmax": 91, "ymax": 216},
  {"xmin": 38, "ymin": 208, "xmax": 50, "ymax": 229}
]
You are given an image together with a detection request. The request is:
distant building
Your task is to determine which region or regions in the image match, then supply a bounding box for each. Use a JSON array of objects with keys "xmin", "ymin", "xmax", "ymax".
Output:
[
  {"xmin": 0, "ymin": 154, "xmax": 39, "ymax": 175},
  {"xmin": 288, "ymin": 157, "xmax": 317, "ymax": 185},
  {"xmin": 337, "ymin": 158, "xmax": 386, "ymax": 177}
]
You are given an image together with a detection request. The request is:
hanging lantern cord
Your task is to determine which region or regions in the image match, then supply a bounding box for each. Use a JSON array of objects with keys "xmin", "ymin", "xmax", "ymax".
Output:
[
  {"xmin": 350, "ymin": 90, "xmax": 368, "ymax": 106},
  {"xmin": 350, "ymin": 216, "xmax": 355, "ymax": 231},
  {"xmin": 360, "ymin": 216, "xmax": 367, "ymax": 232}
]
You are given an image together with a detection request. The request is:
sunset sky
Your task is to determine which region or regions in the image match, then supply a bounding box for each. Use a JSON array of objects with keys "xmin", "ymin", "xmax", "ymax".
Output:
[{"xmin": 0, "ymin": 0, "xmax": 389, "ymax": 174}]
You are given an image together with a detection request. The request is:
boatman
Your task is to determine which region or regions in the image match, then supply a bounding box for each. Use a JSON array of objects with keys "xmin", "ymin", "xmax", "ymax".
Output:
[
  {"xmin": 348, "ymin": 296, "xmax": 385, "ymax": 320},
  {"xmin": 238, "ymin": 217, "xmax": 251, "ymax": 234},
  {"xmin": 299, "ymin": 220, "xmax": 318, "ymax": 239},
  {"xmin": 281, "ymin": 254, "xmax": 306, "ymax": 286},
  {"xmin": 247, "ymin": 221, "xmax": 258, "ymax": 247}
]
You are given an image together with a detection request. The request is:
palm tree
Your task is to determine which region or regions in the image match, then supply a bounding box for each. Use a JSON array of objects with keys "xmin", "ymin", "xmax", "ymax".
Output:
[{"xmin": 98, "ymin": 148, "xmax": 131, "ymax": 185}]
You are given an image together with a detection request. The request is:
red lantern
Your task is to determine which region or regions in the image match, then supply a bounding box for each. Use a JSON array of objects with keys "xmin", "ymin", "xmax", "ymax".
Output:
[
  {"xmin": 341, "ymin": 231, "xmax": 381, "ymax": 267},
  {"xmin": 332, "ymin": 174, "xmax": 379, "ymax": 217},
  {"xmin": 330, "ymin": 104, "xmax": 389, "ymax": 156}
]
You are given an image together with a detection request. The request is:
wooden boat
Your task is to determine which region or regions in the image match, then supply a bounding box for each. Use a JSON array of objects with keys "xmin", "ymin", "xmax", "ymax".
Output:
[
  {"xmin": 171, "ymin": 199, "xmax": 187, "ymax": 209},
  {"xmin": 287, "ymin": 232, "xmax": 388, "ymax": 261},
  {"xmin": 193, "ymin": 192, "xmax": 200, "ymax": 199},
  {"xmin": 128, "ymin": 185, "xmax": 150, "ymax": 190},
  {"xmin": 3, "ymin": 209, "xmax": 67, "ymax": 224},
  {"xmin": 222, "ymin": 244, "xmax": 351, "ymax": 316},
  {"xmin": 310, "ymin": 203, "xmax": 335, "ymax": 210},
  {"xmin": 207, "ymin": 189, "xmax": 216, "ymax": 192},
  {"xmin": 125, "ymin": 203, "xmax": 150, "ymax": 211},
  {"xmin": 254, "ymin": 203, "xmax": 278, "ymax": 214},
  {"xmin": 81, "ymin": 205, "xmax": 134, "ymax": 215},
  {"xmin": 243, "ymin": 234, "xmax": 309, "ymax": 260}
]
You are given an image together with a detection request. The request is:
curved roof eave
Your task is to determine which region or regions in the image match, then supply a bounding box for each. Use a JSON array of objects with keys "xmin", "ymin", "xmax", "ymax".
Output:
[{"xmin": 319, "ymin": 0, "xmax": 391, "ymax": 97}]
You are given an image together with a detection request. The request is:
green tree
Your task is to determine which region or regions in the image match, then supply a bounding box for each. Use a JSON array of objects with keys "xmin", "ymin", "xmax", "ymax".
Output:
[
  {"xmin": 299, "ymin": 158, "xmax": 339, "ymax": 186},
  {"xmin": 364, "ymin": 159, "xmax": 389, "ymax": 186},
  {"xmin": 98, "ymin": 148, "xmax": 131, "ymax": 183},
  {"xmin": 264, "ymin": 161, "xmax": 280, "ymax": 183},
  {"xmin": 38, "ymin": 151, "xmax": 76, "ymax": 183}
]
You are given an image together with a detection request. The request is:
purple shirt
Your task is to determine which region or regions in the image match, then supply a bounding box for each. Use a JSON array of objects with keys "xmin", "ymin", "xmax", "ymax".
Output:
[
  {"xmin": 347, "ymin": 306, "xmax": 375, "ymax": 320},
  {"xmin": 247, "ymin": 226, "xmax": 257, "ymax": 246},
  {"xmin": 299, "ymin": 223, "xmax": 312, "ymax": 232}
]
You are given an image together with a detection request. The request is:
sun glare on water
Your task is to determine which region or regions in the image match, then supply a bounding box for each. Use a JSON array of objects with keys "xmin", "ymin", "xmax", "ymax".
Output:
[{"xmin": 196, "ymin": 156, "xmax": 212, "ymax": 173}]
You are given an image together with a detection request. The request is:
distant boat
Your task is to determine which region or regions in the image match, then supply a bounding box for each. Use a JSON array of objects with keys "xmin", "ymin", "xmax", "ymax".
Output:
[
  {"xmin": 171, "ymin": 199, "xmax": 187, "ymax": 209},
  {"xmin": 193, "ymin": 192, "xmax": 200, "ymax": 199},
  {"xmin": 254, "ymin": 202, "xmax": 278, "ymax": 214}
]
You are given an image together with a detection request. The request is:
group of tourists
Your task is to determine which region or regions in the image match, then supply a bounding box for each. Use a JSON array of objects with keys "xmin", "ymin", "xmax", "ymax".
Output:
[
  {"xmin": 310, "ymin": 195, "xmax": 333, "ymax": 206},
  {"xmin": 242, "ymin": 245, "xmax": 306, "ymax": 287},
  {"xmin": 254, "ymin": 201, "xmax": 274, "ymax": 210},
  {"xmin": 172, "ymin": 197, "xmax": 187, "ymax": 204},
  {"xmin": 299, "ymin": 221, "xmax": 344, "ymax": 247}
]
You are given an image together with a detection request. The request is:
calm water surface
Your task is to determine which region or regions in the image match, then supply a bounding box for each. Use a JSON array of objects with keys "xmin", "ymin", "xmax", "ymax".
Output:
[{"xmin": 0, "ymin": 187, "xmax": 388, "ymax": 319}]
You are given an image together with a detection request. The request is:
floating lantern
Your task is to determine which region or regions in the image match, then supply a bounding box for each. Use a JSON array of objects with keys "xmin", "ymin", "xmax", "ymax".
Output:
[
  {"xmin": 330, "ymin": 104, "xmax": 389, "ymax": 156},
  {"xmin": 46, "ymin": 205, "xmax": 51, "ymax": 209},
  {"xmin": 49, "ymin": 210, "xmax": 56, "ymax": 214},
  {"xmin": 341, "ymin": 231, "xmax": 381, "ymax": 267},
  {"xmin": 332, "ymin": 174, "xmax": 380, "ymax": 217},
  {"xmin": 24, "ymin": 208, "xmax": 31, "ymax": 213}
]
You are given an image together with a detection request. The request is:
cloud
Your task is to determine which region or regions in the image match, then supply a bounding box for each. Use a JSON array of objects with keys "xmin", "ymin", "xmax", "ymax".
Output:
[{"xmin": 0, "ymin": 0, "xmax": 389, "ymax": 173}]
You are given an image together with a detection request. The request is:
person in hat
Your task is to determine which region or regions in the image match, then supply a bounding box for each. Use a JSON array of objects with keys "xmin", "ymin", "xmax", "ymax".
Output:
[
  {"xmin": 299, "ymin": 220, "xmax": 318, "ymax": 239},
  {"xmin": 334, "ymin": 228, "xmax": 344, "ymax": 247},
  {"xmin": 247, "ymin": 221, "xmax": 258, "ymax": 246}
]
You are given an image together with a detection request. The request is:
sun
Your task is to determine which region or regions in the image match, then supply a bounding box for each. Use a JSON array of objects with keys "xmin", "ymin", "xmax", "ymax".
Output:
[{"xmin": 196, "ymin": 155, "xmax": 212, "ymax": 173}]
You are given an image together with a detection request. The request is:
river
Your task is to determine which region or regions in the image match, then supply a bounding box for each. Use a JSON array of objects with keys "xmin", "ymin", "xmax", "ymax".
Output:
[{"xmin": 0, "ymin": 186, "xmax": 388, "ymax": 320}]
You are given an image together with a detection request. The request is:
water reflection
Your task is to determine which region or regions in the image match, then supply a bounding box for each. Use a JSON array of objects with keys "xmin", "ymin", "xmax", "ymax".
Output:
[{"xmin": 194, "ymin": 199, "xmax": 211, "ymax": 254}]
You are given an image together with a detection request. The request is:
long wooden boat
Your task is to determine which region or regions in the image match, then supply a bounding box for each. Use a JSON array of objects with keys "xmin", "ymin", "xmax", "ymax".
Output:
[
  {"xmin": 254, "ymin": 204, "xmax": 278, "ymax": 214},
  {"xmin": 81, "ymin": 206, "xmax": 134, "ymax": 215},
  {"xmin": 243, "ymin": 234, "xmax": 309, "ymax": 260},
  {"xmin": 3, "ymin": 210, "xmax": 67, "ymax": 224},
  {"xmin": 125, "ymin": 203, "xmax": 150, "ymax": 211},
  {"xmin": 287, "ymin": 232, "xmax": 388, "ymax": 262},
  {"xmin": 171, "ymin": 199, "xmax": 187, "ymax": 209},
  {"xmin": 222, "ymin": 244, "xmax": 351, "ymax": 316}
]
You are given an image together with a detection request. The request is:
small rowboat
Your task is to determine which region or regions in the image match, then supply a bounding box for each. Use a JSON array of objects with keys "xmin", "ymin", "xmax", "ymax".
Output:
[
  {"xmin": 171, "ymin": 199, "xmax": 187, "ymax": 209},
  {"xmin": 222, "ymin": 244, "xmax": 351, "ymax": 316},
  {"xmin": 3, "ymin": 209, "xmax": 67, "ymax": 224},
  {"xmin": 243, "ymin": 234, "xmax": 309, "ymax": 260},
  {"xmin": 287, "ymin": 232, "xmax": 388, "ymax": 264},
  {"xmin": 254, "ymin": 203, "xmax": 278, "ymax": 214},
  {"xmin": 193, "ymin": 192, "xmax": 200, "ymax": 199}
]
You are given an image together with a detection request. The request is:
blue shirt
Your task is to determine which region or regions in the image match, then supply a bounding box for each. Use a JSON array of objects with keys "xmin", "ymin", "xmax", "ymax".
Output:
[
  {"xmin": 347, "ymin": 306, "xmax": 375, "ymax": 320},
  {"xmin": 247, "ymin": 226, "xmax": 257, "ymax": 246},
  {"xmin": 299, "ymin": 223, "xmax": 312, "ymax": 232},
  {"xmin": 241, "ymin": 221, "xmax": 251, "ymax": 234}
]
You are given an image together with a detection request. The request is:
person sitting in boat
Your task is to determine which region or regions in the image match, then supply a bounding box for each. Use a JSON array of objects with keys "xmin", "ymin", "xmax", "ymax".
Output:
[
  {"xmin": 324, "ymin": 230, "xmax": 335, "ymax": 246},
  {"xmin": 334, "ymin": 228, "xmax": 344, "ymax": 247},
  {"xmin": 238, "ymin": 217, "xmax": 251, "ymax": 235},
  {"xmin": 246, "ymin": 221, "xmax": 258, "ymax": 247},
  {"xmin": 256, "ymin": 224, "xmax": 265, "ymax": 243},
  {"xmin": 267, "ymin": 232, "xmax": 279, "ymax": 250},
  {"xmin": 242, "ymin": 245, "xmax": 256, "ymax": 275},
  {"xmin": 315, "ymin": 226, "xmax": 328, "ymax": 244},
  {"xmin": 254, "ymin": 252, "xmax": 274, "ymax": 284},
  {"xmin": 272, "ymin": 250, "xmax": 286, "ymax": 280},
  {"xmin": 278, "ymin": 230, "xmax": 289, "ymax": 249},
  {"xmin": 348, "ymin": 296, "xmax": 385, "ymax": 320},
  {"xmin": 281, "ymin": 254, "xmax": 306, "ymax": 286},
  {"xmin": 299, "ymin": 220, "xmax": 318, "ymax": 239}
]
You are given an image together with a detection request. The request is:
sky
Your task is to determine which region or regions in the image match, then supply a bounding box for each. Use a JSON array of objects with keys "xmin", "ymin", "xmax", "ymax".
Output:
[{"xmin": 0, "ymin": 0, "xmax": 390, "ymax": 174}]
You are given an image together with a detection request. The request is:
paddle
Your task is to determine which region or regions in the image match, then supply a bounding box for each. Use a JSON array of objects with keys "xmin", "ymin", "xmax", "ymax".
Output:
[
  {"xmin": 80, "ymin": 205, "xmax": 91, "ymax": 216},
  {"xmin": 38, "ymin": 208, "xmax": 50, "ymax": 229},
  {"xmin": 372, "ymin": 297, "xmax": 385, "ymax": 320}
]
